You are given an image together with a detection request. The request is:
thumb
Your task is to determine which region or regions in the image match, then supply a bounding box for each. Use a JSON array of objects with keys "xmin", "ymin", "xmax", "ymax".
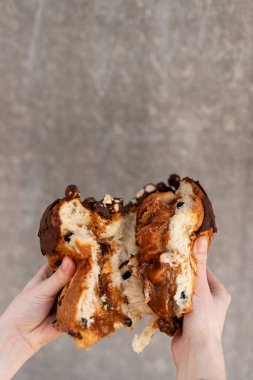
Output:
[
  {"xmin": 193, "ymin": 236, "xmax": 209, "ymax": 288},
  {"xmin": 35, "ymin": 256, "xmax": 76, "ymax": 298}
]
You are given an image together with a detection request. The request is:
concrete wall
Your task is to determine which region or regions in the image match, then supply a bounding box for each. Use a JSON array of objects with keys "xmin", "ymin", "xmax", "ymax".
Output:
[{"xmin": 0, "ymin": 1, "xmax": 252, "ymax": 379}]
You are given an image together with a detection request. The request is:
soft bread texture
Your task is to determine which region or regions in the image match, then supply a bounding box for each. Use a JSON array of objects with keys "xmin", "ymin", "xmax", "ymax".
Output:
[{"xmin": 38, "ymin": 176, "xmax": 216, "ymax": 352}]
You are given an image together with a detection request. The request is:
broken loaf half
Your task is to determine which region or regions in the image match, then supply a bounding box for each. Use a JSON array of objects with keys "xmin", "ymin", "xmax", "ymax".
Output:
[{"xmin": 38, "ymin": 174, "xmax": 216, "ymax": 352}]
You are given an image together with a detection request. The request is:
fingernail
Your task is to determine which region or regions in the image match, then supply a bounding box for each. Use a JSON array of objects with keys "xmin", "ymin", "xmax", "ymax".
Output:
[
  {"xmin": 195, "ymin": 236, "xmax": 208, "ymax": 254},
  {"xmin": 61, "ymin": 257, "xmax": 68, "ymax": 272}
]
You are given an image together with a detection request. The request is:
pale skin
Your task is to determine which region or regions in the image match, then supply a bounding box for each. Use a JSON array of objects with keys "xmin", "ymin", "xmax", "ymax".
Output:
[
  {"xmin": 0, "ymin": 236, "xmax": 231, "ymax": 380},
  {"xmin": 172, "ymin": 236, "xmax": 231, "ymax": 380}
]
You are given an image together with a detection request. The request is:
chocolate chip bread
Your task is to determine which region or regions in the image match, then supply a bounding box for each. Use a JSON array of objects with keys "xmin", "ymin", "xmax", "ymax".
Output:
[{"xmin": 38, "ymin": 175, "xmax": 216, "ymax": 352}]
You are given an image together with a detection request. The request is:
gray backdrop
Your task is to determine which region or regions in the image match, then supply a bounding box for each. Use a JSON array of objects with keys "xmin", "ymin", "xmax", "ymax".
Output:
[{"xmin": 0, "ymin": 1, "xmax": 252, "ymax": 379}]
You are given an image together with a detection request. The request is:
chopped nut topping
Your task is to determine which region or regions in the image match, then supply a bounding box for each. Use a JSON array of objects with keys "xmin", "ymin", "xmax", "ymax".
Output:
[
  {"xmin": 145, "ymin": 184, "xmax": 156, "ymax": 193},
  {"xmin": 114, "ymin": 203, "xmax": 120, "ymax": 212},
  {"xmin": 136, "ymin": 188, "xmax": 144, "ymax": 198},
  {"xmin": 103, "ymin": 194, "xmax": 113, "ymax": 205}
]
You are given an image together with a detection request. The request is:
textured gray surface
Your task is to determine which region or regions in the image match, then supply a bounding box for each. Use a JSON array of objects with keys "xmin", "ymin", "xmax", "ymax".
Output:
[{"xmin": 0, "ymin": 0, "xmax": 253, "ymax": 379}]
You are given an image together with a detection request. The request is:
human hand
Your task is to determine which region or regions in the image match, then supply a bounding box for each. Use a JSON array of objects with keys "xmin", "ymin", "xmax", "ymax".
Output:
[
  {"xmin": 0, "ymin": 256, "xmax": 76, "ymax": 380},
  {"xmin": 171, "ymin": 236, "xmax": 231, "ymax": 380}
]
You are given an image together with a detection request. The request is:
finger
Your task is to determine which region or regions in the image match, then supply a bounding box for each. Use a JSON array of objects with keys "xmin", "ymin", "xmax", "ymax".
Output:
[
  {"xmin": 32, "ymin": 256, "xmax": 76, "ymax": 299},
  {"xmin": 207, "ymin": 268, "xmax": 226, "ymax": 296},
  {"xmin": 207, "ymin": 268, "xmax": 231, "ymax": 308},
  {"xmin": 172, "ymin": 328, "xmax": 182, "ymax": 344},
  {"xmin": 193, "ymin": 236, "xmax": 209, "ymax": 290},
  {"xmin": 23, "ymin": 264, "xmax": 53, "ymax": 291}
]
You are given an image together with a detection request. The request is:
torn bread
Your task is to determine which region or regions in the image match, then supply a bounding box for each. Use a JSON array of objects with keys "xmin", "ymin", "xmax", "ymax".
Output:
[
  {"xmin": 134, "ymin": 175, "xmax": 215, "ymax": 350},
  {"xmin": 38, "ymin": 175, "xmax": 216, "ymax": 352}
]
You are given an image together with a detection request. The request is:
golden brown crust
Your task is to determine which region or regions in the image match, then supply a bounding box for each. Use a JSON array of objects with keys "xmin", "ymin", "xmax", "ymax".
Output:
[{"xmin": 53, "ymin": 259, "xmax": 124, "ymax": 349}]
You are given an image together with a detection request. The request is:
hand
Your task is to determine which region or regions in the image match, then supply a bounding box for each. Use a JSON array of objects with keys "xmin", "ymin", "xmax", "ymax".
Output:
[
  {"xmin": 171, "ymin": 236, "xmax": 231, "ymax": 380},
  {"xmin": 0, "ymin": 256, "xmax": 76, "ymax": 380}
]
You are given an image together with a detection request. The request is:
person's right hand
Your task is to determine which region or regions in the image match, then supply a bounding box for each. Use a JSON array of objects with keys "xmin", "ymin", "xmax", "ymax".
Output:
[{"xmin": 171, "ymin": 236, "xmax": 231, "ymax": 380}]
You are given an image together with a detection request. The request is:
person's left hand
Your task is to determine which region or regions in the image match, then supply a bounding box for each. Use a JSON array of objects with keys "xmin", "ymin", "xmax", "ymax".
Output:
[{"xmin": 0, "ymin": 256, "xmax": 76, "ymax": 379}]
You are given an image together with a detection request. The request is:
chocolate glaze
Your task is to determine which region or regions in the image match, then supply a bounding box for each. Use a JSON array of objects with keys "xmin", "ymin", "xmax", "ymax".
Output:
[
  {"xmin": 167, "ymin": 174, "xmax": 217, "ymax": 234},
  {"xmin": 193, "ymin": 180, "xmax": 217, "ymax": 234},
  {"xmin": 38, "ymin": 198, "xmax": 60, "ymax": 256},
  {"xmin": 38, "ymin": 185, "xmax": 81, "ymax": 257}
]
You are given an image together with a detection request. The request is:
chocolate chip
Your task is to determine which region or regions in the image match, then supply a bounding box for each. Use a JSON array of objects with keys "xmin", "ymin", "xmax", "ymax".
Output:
[
  {"xmin": 176, "ymin": 202, "xmax": 184, "ymax": 209},
  {"xmin": 99, "ymin": 242, "xmax": 110, "ymax": 255},
  {"xmin": 83, "ymin": 196, "xmax": 114, "ymax": 219},
  {"xmin": 68, "ymin": 330, "xmax": 83, "ymax": 339},
  {"xmin": 80, "ymin": 318, "xmax": 87, "ymax": 328},
  {"xmin": 123, "ymin": 317, "xmax": 132, "ymax": 327},
  {"xmin": 119, "ymin": 260, "xmax": 129, "ymax": 269},
  {"xmin": 94, "ymin": 203, "xmax": 112, "ymax": 219},
  {"xmin": 168, "ymin": 174, "xmax": 180, "ymax": 189},
  {"xmin": 180, "ymin": 291, "xmax": 186, "ymax": 299},
  {"xmin": 64, "ymin": 232, "xmax": 73, "ymax": 243},
  {"xmin": 122, "ymin": 271, "xmax": 132, "ymax": 280},
  {"xmin": 156, "ymin": 182, "xmax": 168, "ymax": 192},
  {"xmin": 65, "ymin": 185, "xmax": 80, "ymax": 200},
  {"xmin": 83, "ymin": 197, "xmax": 97, "ymax": 210}
]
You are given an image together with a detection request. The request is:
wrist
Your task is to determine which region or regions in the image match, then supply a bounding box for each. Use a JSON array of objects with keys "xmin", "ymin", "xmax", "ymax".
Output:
[
  {"xmin": 176, "ymin": 335, "xmax": 226, "ymax": 380},
  {"xmin": 0, "ymin": 314, "xmax": 35, "ymax": 379}
]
